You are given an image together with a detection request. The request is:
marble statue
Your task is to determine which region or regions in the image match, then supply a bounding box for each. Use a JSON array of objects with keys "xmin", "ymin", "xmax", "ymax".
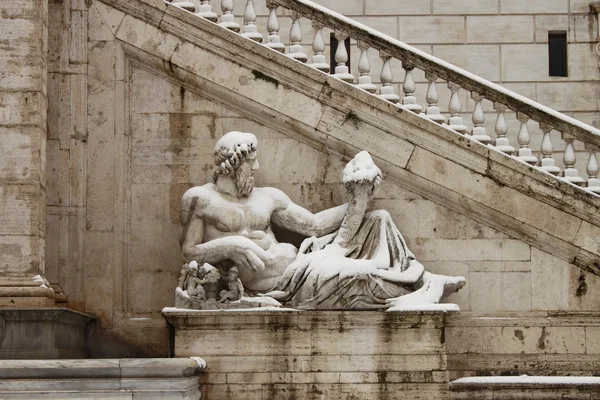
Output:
[
  {"xmin": 177, "ymin": 131, "xmax": 465, "ymax": 310},
  {"xmin": 175, "ymin": 261, "xmax": 222, "ymax": 308},
  {"xmin": 218, "ymin": 267, "xmax": 244, "ymax": 303}
]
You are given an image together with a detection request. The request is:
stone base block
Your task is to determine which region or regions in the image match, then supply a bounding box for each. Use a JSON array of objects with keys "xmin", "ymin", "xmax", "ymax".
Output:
[
  {"xmin": 0, "ymin": 358, "xmax": 204, "ymax": 399},
  {"xmin": 0, "ymin": 278, "xmax": 55, "ymax": 307},
  {"xmin": 0, "ymin": 308, "xmax": 94, "ymax": 359},
  {"xmin": 450, "ymin": 376, "xmax": 600, "ymax": 400},
  {"xmin": 163, "ymin": 309, "xmax": 454, "ymax": 400},
  {"xmin": 446, "ymin": 312, "xmax": 600, "ymax": 379}
]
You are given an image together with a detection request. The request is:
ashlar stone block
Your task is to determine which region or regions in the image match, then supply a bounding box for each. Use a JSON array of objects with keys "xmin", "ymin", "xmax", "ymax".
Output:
[
  {"xmin": 399, "ymin": 16, "xmax": 465, "ymax": 44},
  {"xmin": 469, "ymin": 271, "xmax": 532, "ymax": 312},
  {"xmin": 501, "ymin": 0, "xmax": 568, "ymax": 14},
  {"xmin": 433, "ymin": 45, "xmax": 500, "ymax": 81},
  {"xmin": 534, "ymin": 15, "xmax": 571, "ymax": 43},
  {"xmin": 467, "ymin": 16, "xmax": 533, "ymax": 43},
  {"xmin": 536, "ymin": 82, "xmax": 600, "ymax": 112},
  {"xmin": 433, "ymin": 0, "xmax": 499, "ymax": 14},
  {"xmin": 531, "ymin": 248, "xmax": 569, "ymax": 310},
  {"xmin": 366, "ymin": 0, "xmax": 430, "ymax": 15}
]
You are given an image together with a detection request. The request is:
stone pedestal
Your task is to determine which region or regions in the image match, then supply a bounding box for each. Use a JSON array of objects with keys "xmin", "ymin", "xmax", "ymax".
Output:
[
  {"xmin": 163, "ymin": 309, "xmax": 454, "ymax": 400},
  {"xmin": 0, "ymin": 308, "xmax": 94, "ymax": 359},
  {"xmin": 0, "ymin": 358, "xmax": 204, "ymax": 399}
]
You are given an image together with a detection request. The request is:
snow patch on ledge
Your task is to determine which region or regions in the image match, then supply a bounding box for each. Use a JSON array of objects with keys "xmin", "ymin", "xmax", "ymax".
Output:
[
  {"xmin": 453, "ymin": 376, "xmax": 600, "ymax": 385},
  {"xmin": 386, "ymin": 303, "xmax": 460, "ymax": 312},
  {"xmin": 189, "ymin": 357, "xmax": 207, "ymax": 371},
  {"xmin": 162, "ymin": 306, "xmax": 301, "ymax": 313},
  {"xmin": 32, "ymin": 275, "xmax": 48, "ymax": 288}
]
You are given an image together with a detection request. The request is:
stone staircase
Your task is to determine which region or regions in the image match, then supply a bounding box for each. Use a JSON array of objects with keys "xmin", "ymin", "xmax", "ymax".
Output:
[{"xmin": 169, "ymin": 0, "xmax": 600, "ymax": 195}]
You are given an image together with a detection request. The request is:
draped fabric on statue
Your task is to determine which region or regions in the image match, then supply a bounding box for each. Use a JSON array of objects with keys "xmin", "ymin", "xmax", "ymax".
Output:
[{"xmin": 265, "ymin": 210, "xmax": 427, "ymax": 309}]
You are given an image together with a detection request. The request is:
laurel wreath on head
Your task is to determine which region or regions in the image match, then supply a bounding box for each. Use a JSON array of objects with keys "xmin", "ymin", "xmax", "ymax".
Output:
[{"xmin": 212, "ymin": 141, "xmax": 257, "ymax": 183}]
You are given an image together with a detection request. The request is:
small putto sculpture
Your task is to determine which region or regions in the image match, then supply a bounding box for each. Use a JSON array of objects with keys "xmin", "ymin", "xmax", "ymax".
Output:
[{"xmin": 218, "ymin": 267, "xmax": 244, "ymax": 303}]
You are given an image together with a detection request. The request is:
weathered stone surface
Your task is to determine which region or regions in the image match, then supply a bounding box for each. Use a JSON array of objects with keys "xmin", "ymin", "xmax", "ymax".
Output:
[
  {"xmin": 0, "ymin": 358, "xmax": 203, "ymax": 399},
  {"xmin": 399, "ymin": 16, "xmax": 465, "ymax": 44},
  {"xmin": 451, "ymin": 376, "xmax": 600, "ymax": 400},
  {"xmin": 433, "ymin": 45, "xmax": 501, "ymax": 81},
  {"xmin": 165, "ymin": 310, "xmax": 451, "ymax": 399},
  {"xmin": 467, "ymin": 15, "xmax": 534, "ymax": 43},
  {"xmin": 501, "ymin": 0, "xmax": 569, "ymax": 14},
  {"xmin": 0, "ymin": 0, "xmax": 50, "ymax": 298},
  {"xmin": 447, "ymin": 312, "xmax": 600, "ymax": 377},
  {"xmin": 433, "ymin": 0, "xmax": 499, "ymax": 14},
  {"xmin": 366, "ymin": 0, "xmax": 431, "ymax": 15},
  {"xmin": 0, "ymin": 308, "xmax": 93, "ymax": 359}
]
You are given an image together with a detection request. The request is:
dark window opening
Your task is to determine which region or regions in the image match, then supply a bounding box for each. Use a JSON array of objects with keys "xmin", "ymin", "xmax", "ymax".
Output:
[
  {"xmin": 330, "ymin": 33, "xmax": 351, "ymax": 74},
  {"xmin": 548, "ymin": 31, "xmax": 568, "ymax": 77}
]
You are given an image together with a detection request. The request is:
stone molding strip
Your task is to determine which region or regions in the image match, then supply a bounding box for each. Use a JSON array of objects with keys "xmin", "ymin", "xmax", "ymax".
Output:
[{"xmin": 0, "ymin": 358, "xmax": 205, "ymax": 379}]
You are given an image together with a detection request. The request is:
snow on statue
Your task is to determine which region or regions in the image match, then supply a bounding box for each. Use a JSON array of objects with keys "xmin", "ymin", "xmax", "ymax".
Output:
[{"xmin": 176, "ymin": 131, "xmax": 465, "ymax": 310}]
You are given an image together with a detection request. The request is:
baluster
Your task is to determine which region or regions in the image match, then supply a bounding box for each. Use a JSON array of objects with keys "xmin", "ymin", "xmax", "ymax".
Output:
[
  {"xmin": 471, "ymin": 92, "xmax": 491, "ymax": 144},
  {"xmin": 424, "ymin": 72, "xmax": 445, "ymax": 124},
  {"xmin": 401, "ymin": 62, "xmax": 422, "ymax": 113},
  {"xmin": 538, "ymin": 123, "xmax": 560, "ymax": 175},
  {"xmin": 264, "ymin": 1, "xmax": 284, "ymax": 53},
  {"xmin": 332, "ymin": 31, "xmax": 354, "ymax": 83},
  {"xmin": 493, "ymin": 103, "xmax": 514, "ymax": 155},
  {"xmin": 309, "ymin": 22, "xmax": 329, "ymax": 72},
  {"xmin": 447, "ymin": 83, "xmax": 467, "ymax": 134},
  {"xmin": 562, "ymin": 134, "xmax": 584, "ymax": 185},
  {"xmin": 288, "ymin": 12, "xmax": 308, "ymax": 63},
  {"xmin": 171, "ymin": 0, "xmax": 196, "ymax": 12},
  {"xmin": 355, "ymin": 42, "xmax": 377, "ymax": 93},
  {"xmin": 219, "ymin": 0, "xmax": 240, "ymax": 32},
  {"xmin": 586, "ymin": 145, "xmax": 600, "ymax": 193},
  {"xmin": 241, "ymin": 0, "xmax": 263, "ymax": 42},
  {"xmin": 378, "ymin": 52, "xmax": 399, "ymax": 103},
  {"xmin": 516, "ymin": 113, "xmax": 537, "ymax": 165},
  {"xmin": 194, "ymin": 0, "xmax": 217, "ymax": 22}
]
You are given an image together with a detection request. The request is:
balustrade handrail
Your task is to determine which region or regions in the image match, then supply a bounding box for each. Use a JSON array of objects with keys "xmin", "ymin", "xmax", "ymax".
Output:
[{"xmin": 271, "ymin": 0, "xmax": 600, "ymax": 147}]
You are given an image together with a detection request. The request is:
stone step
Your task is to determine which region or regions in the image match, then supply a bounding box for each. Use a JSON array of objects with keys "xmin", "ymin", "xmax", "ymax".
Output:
[
  {"xmin": 450, "ymin": 376, "xmax": 600, "ymax": 399},
  {"xmin": 0, "ymin": 358, "xmax": 205, "ymax": 399}
]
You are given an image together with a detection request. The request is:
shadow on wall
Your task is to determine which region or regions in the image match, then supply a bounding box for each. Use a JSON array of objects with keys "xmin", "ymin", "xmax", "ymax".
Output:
[{"xmin": 86, "ymin": 319, "xmax": 171, "ymax": 358}]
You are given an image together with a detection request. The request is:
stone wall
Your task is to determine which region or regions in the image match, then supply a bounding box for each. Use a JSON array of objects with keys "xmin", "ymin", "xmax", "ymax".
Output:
[
  {"xmin": 38, "ymin": 0, "xmax": 600, "ymax": 355},
  {"xmin": 447, "ymin": 312, "xmax": 600, "ymax": 379}
]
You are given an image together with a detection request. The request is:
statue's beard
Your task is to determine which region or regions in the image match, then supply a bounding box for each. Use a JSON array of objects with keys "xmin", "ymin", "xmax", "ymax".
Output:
[{"xmin": 234, "ymin": 167, "xmax": 254, "ymax": 197}]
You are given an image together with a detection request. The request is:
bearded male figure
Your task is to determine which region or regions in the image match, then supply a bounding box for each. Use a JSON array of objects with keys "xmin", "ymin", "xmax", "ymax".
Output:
[{"xmin": 180, "ymin": 131, "xmax": 465, "ymax": 309}]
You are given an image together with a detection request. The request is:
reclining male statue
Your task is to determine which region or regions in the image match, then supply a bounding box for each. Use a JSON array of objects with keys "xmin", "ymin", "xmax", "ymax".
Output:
[{"xmin": 179, "ymin": 131, "xmax": 465, "ymax": 310}]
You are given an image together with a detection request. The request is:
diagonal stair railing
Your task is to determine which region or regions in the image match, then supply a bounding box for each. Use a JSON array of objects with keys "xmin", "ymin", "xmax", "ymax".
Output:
[{"xmin": 167, "ymin": 0, "xmax": 600, "ymax": 196}]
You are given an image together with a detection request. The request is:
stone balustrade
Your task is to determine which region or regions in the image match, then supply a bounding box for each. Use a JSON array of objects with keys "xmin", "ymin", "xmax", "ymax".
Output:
[{"xmin": 165, "ymin": 0, "xmax": 600, "ymax": 195}]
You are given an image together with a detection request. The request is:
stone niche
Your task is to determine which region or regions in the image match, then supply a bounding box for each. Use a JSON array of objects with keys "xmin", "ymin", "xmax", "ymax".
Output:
[{"xmin": 163, "ymin": 309, "xmax": 453, "ymax": 400}]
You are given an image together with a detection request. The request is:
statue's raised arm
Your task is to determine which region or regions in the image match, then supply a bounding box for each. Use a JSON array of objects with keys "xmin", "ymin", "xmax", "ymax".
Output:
[{"xmin": 267, "ymin": 187, "xmax": 347, "ymax": 238}]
